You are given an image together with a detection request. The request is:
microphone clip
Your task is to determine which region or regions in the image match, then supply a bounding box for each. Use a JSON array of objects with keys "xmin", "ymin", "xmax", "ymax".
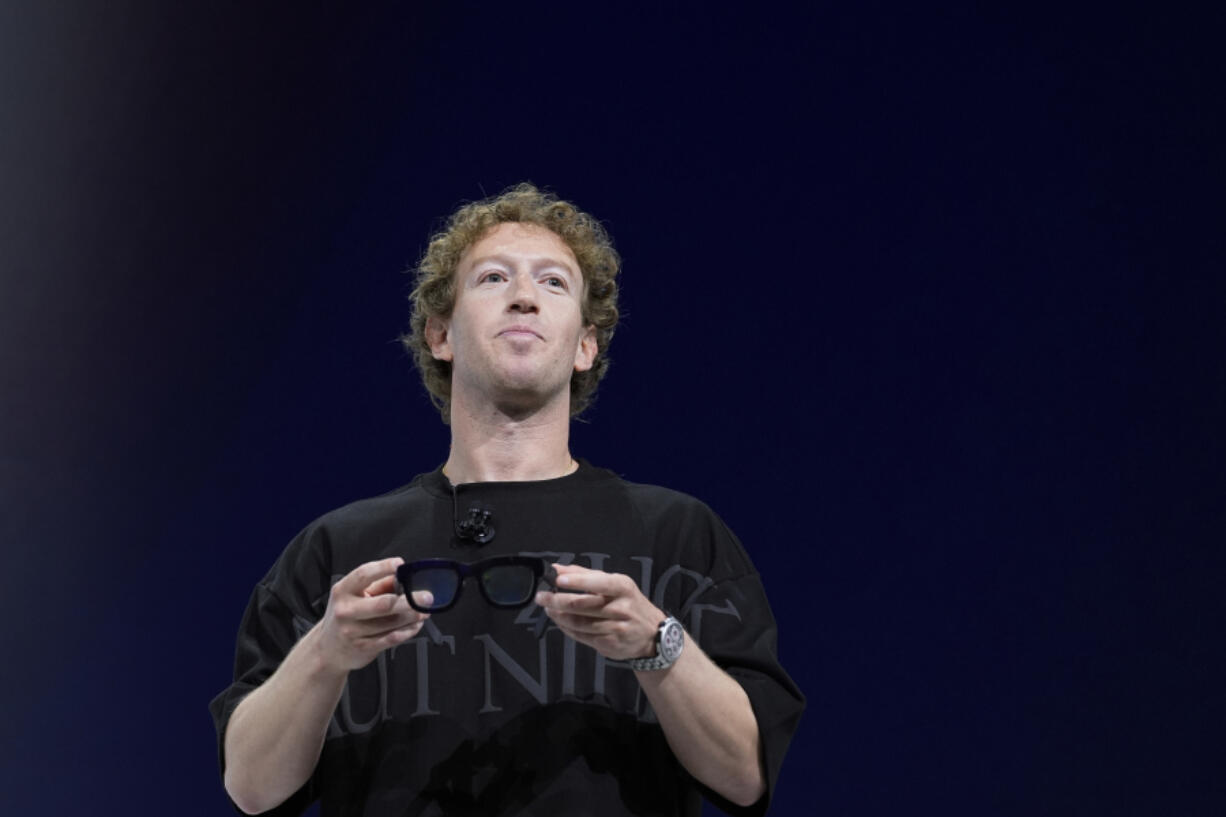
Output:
[{"xmin": 456, "ymin": 506, "xmax": 496, "ymax": 544}]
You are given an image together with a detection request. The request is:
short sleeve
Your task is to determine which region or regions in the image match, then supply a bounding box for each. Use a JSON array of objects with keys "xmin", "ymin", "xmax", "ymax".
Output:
[
  {"xmin": 697, "ymin": 569, "xmax": 806, "ymax": 817},
  {"xmin": 628, "ymin": 483, "xmax": 806, "ymax": 816},
  {"xmin": 207, "ymin": 581, "xmax": 321, "ymax": 816}
]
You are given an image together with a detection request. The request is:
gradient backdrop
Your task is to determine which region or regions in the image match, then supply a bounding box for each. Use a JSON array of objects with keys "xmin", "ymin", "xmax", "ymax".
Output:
[{"xmin": 2, "ymin": 3, "xmax": 1222, "ymax": 815}]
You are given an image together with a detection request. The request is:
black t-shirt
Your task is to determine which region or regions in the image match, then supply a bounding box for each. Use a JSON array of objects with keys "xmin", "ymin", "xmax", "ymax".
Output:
[{"xmin": 210, "ymin": 461, "xmax": 804, "ymax": 816}]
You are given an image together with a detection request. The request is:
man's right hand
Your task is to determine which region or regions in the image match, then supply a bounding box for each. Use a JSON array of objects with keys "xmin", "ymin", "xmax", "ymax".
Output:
[
  {"xmin": 224, "ymin": 557, "xmax": 433, "ymax": 814},
  {"xmin": 314, "ymin": 557, "xmax": 432, "ymax": 673}
]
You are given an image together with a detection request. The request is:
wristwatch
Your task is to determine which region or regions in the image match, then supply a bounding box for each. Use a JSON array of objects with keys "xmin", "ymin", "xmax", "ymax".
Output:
[{"xmin": 626, "ymin": 616, "xmax": 684, "ymax": 671}]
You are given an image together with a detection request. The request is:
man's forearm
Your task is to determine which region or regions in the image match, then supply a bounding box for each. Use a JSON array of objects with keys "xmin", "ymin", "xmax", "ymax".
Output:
[
  {"xmin": 537, "ymin": 566, "xmax": 767, "ymax": 807},
  {"xmin": 636, "ymin": 638, "xmax": 765, "ymax": 808},
  {"xmin": 222, "ymin": 559, "xmax": 428, "ymax": 813},
  {"xmin": 223, "ymin": 624, "xmax": 347, "ymax": 815}
]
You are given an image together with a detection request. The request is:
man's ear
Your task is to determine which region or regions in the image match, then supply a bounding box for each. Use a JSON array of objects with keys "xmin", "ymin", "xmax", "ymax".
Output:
[
  {"xmin": 425, "ymin": 315, "xmax": 453, "ymax": 362},
  {"xmin": 573, "ymin": 325, "xmax": 598, "ymax": 372}
]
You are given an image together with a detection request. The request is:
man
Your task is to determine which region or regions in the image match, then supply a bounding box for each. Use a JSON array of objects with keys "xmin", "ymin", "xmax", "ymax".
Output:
[{"xmin": 210, "ymin": 184, "xmax": 804, "ymax": 816}]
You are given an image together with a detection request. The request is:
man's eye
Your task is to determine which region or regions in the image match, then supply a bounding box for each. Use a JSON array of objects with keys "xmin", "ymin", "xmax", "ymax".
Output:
[
  {"xmin": 544, "ymin": 276, "xmax": 566, "ymax": 289},
  {"xmin": 481, "ymin": 272, "xmax": 505, "ymax": 284}
]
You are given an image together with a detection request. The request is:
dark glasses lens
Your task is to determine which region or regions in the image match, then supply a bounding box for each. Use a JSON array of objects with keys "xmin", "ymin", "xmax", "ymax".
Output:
[
  {"xmin": 479, "ymin": 564, "xmax": 538, "ymax": 607},
  {"xmin": 406, "ymin": 567, "xmax": 460, "ymax": 611}
]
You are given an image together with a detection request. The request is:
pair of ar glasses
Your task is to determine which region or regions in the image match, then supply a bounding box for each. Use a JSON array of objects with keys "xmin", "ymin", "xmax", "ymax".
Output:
[{"xmin": 397, "ymin": 556, "xmax": 559, "ymax": 613}]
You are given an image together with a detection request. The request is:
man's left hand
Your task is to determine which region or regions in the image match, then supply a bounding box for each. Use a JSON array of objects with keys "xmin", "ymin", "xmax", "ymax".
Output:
[{"xmin": 535, "ymin": 563, "xmax": 664, "ymax": 662}]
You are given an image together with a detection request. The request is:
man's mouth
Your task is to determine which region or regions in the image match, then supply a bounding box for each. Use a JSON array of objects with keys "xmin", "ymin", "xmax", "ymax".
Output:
[{"xmin": 498, "ymin": 325, "xmax": 543, "ymax": 340}]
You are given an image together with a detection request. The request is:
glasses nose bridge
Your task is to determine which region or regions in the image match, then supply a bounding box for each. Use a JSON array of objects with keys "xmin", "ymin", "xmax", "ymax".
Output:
[{"xmin": 458, "ymin": 563, "xmax": 479, "ymax": 581}]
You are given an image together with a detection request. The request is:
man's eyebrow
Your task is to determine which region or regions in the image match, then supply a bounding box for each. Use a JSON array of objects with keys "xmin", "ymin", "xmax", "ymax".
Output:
[
  {"xmin": 466, "ymin": 254, "xmax": 577, "ymax": 277},
  {"xmin": 466, "ymin": 254, "xmax": 513, "ymax": 270},
  {"xmin": 531, "ymin": 258, "xmax": 578, "ymax": 278}
]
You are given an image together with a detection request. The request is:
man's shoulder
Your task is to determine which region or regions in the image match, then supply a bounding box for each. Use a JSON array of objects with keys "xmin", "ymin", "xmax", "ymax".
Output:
[
  {"xmin": 302, "ymin": 470, "xmax": 441, "ymax": 536},
  {"xmin": 622, "ymin": 476, "xmax": 710, "ymax": 512},
  {"xmin": 583, "ymin": 461, "xmax": 720, "ymax": 522}
]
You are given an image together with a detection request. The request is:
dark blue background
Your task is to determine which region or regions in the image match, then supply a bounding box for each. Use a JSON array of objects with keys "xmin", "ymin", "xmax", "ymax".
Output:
[{"xmin": 2, "ymin": 3, "xmax": 1222, "ymax": 814}]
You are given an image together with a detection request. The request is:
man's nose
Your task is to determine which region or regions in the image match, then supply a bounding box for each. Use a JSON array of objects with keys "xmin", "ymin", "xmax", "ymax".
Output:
[{"xmin": 507, "ymin": 272, "xmax": 539, "ymax": 312}]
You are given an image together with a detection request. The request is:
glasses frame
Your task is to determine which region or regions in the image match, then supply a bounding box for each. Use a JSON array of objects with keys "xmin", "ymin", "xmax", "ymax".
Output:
[{"xmin": 396, "ymin": 556, "xmax": 546, "ymax": 613}]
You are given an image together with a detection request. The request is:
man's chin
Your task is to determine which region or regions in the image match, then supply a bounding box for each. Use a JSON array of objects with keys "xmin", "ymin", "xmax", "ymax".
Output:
[
  {"xmin": 487, "ymin": 380, "xmax": 571, "ymax": 418},
  {"xmin": 451, "ymin": 365, "xmax": 571, "ymax": 417}
]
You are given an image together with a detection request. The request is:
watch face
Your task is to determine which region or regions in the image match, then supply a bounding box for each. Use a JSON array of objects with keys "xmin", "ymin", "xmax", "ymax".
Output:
[{"xmin": 660, "ymin": 619, "xmax": 684, "ymax": 662}]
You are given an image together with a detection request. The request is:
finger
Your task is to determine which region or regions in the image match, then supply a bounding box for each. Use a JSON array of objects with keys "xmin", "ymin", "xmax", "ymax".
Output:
[
  {"xmin": 548, "ymin": 563, "xmax": 605, "ymax": 593},
  {"xmin": 537, "ymin": 590, "xmax": 611, "ymax": 616},
  {"xmin": 360, "ymin": 610, "xmax": 430, "ymax": 639},
  {"xmin": 336, "ymin": 557, "xmax": 405, "ymax": 596},
  {"xmin": 347, "ymin": 589, "xmax": 415, "ymax": 621},
  {"xmin": 550, "ymin": 563, "xmax": 592, "ymax": 578},
  {"xmin": 346, "ymin": 586, "xmax": 435, "ymax": 621},
  {"xmin": 368, "ymin": 619, "xmax": 429, "ymax": 651},
  {"xmin": 548, "ymin": 612, "xmax": 620, "ymax": 638},
  {"xmin": 363, "ymin": 574, "xmax": 399, "ymax": 597},
  {"xmin": 548, "ymin": 567, "xmax": 634, "ymax": 597}
]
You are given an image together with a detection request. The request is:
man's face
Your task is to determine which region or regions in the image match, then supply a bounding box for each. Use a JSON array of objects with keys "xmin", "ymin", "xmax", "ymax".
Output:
[{"xmin": 426, "ymin": 222, "xmax": 597, "ymax": 413}]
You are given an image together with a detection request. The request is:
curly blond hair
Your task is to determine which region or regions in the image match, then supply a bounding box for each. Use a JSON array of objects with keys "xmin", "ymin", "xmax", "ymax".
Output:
[{"xmin": 403, "ymin": 183, "xmax": 620, "ymax": 421}]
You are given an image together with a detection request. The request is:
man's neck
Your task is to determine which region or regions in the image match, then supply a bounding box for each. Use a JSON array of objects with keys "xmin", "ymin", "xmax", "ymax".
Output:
[{"xmin": 442, "ymin": 393, "xmax": 576, "ymax": 484}]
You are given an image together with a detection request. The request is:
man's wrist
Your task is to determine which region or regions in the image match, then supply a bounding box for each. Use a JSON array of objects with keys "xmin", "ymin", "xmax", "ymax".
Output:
[
  {"xmin": 300, "ymin": 622, "xmax": 351, "ymax": 682},
  {"xmin": 627, "ymin": 616, "xmax": 685, "ymax": 671}
]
